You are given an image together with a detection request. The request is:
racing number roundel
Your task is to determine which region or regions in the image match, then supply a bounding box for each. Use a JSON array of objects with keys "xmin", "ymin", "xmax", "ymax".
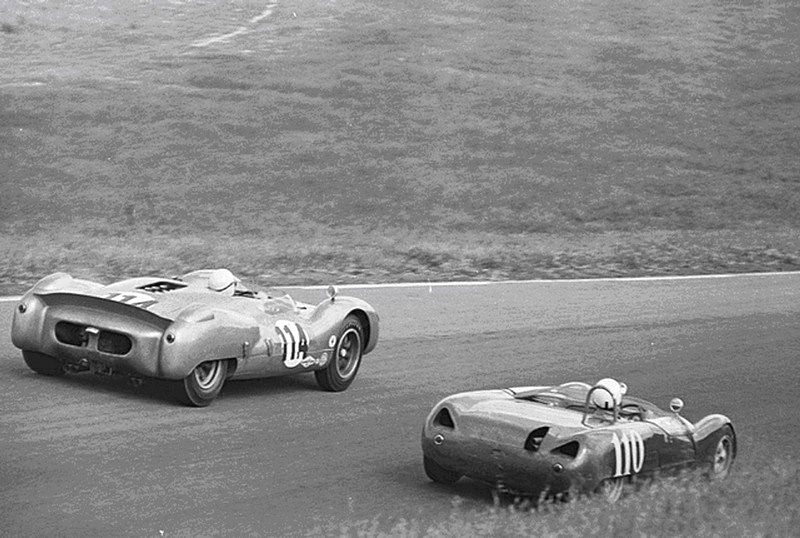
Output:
[
  {"xmin": 611, "ymin": 430, "xmax": 645, "ymax": 477},
  {"xmin": 275, "ymin": 320, "xmax": 309, "ymax": 368}
]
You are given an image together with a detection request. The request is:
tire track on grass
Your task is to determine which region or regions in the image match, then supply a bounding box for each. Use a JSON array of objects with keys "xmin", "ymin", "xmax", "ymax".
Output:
[{"xmin": 190, "ymin": 1, "xmax": 279, "ymax": 48}]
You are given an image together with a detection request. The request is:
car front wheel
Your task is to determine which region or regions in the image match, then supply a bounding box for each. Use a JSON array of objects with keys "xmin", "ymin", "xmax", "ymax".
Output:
[
  {"xmin": 709, "ymin": 425, "xmax": 735, "ymax": 479},
  {"xmin": 22, "ymin": 350, "xmax": 65, "ymax": 376},
  {"xmin": 178, "ymin": 359, "xmax": 228, "ymax": 407},
  {"xmin": 315, "ymin": 315, "xmax": 364, "ymax": 392},
  {"xmin": 598, "ymin": 477, "xmax": 624, "ymax": 503}
]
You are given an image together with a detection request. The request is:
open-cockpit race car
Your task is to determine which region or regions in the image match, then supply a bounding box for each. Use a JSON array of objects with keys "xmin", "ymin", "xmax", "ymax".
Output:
[
  {"xmin": 421, "ymin": 378, "xmax": 735, "ymax": 502},
  {"xmin": 11, "ymin": 269, "xmax": 379, "ymax": 406}
]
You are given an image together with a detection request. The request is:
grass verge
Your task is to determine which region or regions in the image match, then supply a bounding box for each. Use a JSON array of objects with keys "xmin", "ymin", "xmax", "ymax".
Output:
[{"xmin": 306, "ymin": 457, "xmax": 799, "ymax": 537}]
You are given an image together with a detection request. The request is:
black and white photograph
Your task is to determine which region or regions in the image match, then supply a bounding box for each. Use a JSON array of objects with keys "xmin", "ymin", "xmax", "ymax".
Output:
[{"xmin": 1, "ymin": 0, "xmax": 798, "ymax": 536}]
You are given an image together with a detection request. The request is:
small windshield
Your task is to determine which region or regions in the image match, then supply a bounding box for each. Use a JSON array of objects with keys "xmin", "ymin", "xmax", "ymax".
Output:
[{"xmin": 514, "ymin": 382, "xmax": 592, "ymax": 407}]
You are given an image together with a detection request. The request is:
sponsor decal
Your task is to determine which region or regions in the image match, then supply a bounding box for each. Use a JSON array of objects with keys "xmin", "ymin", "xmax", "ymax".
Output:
[
  {"xmin": 300, "ymin": 356, "xmax": 317, "ymax": 368},
  {"xmin": 104, "ymin": 292, "xmax": 158, "ymax": 310},
  {"xmin": 275, "ymin": 320, "xmax": 309, "ymax": 368},
  {"xmin": 611, "ymin": 430, "xmax": 645, "ymax": 477}
]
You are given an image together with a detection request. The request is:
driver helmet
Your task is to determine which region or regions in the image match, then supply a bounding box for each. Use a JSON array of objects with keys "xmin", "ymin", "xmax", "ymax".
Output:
[
  {"xmin": 207, "ymin": 268, "xmax": 238, "ymax": 296},
  {"xmin": 591, "ymin": 378, "xmax": 628, "ymax": 411}
]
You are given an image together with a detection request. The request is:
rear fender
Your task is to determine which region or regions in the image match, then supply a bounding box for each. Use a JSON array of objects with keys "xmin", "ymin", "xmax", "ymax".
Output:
[
  {"xmin": 578, "ymin": 424, "xmax": 658, "ymax": 486},
  {"xmin": 160, "ymin": 307, "xmax": 260, "ymax": 379},
  {"xmin": 12, "ymin": 286, "xmax": 171, "ymax": 355},
  {"xmin": 30, "ymin": 272, "xmax": 103, "ymax": 294}
]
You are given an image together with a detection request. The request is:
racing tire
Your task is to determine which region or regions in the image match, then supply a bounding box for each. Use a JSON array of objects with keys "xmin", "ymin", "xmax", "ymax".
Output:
[
  {"xmin": 598, "ymin": 477, "xmax": 624, "ymax": 503},
  {"xmin": 423, "ymin": 456, "xmax": 461, "ymax": 485},
  {"xmin": 708, "ymin": 425, "xmax": 735, "ymax": 479},
  {"xmin": 22, "ymin": 350, "xmax": 66, "ymax": 376},
  {"xmin": 315, "ymin": 315, "xmax": 364, "ymax": 392},
  {"xmin": 177, "ymin": 359, "xmax": 228, "ymax": 407}
]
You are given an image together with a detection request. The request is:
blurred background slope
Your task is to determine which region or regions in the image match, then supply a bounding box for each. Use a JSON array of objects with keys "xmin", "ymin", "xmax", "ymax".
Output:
[{"xmin": 1, "ymin": 0, "xmax": 799, "ymax": 292}]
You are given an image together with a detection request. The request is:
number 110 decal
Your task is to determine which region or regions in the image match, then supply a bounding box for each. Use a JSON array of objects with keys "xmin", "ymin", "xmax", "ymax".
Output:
[
  {"xmin": 611, "ymin": 430, "xmax": 645, "ymax": 477},
  {"xmin": 275, "ymin": 320, "xmax": 309, "ymax": 368}
]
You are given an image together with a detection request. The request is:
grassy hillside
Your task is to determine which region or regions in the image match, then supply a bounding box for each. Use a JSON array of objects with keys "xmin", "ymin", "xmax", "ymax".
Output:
[{"xmin": 2, "ymin": 0, "xmax": 800, "ymax": 294}]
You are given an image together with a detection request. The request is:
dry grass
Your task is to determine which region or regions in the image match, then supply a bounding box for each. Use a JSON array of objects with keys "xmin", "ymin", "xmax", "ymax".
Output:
[{"xmin": 305, "ymin": 457, "xmax": 800, "ymax": 537}]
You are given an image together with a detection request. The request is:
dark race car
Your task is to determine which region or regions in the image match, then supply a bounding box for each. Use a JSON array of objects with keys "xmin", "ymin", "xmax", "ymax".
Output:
[
  {"xmin": 421, "ymin": 378, "xmax": 735, "ymax": 502},
  {"xmin": 12, "ymin": 269, "xmax": 379, "ymax": 406}
]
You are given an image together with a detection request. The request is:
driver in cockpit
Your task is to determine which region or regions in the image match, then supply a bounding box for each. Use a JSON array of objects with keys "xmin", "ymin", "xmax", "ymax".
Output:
[
  {"xmin": 207, "ymin": 268, "xmax": 240, "ymax": 296},
  {"xmin": 591, "ymin": 377, "xmax": 628, "ymax": 411}
]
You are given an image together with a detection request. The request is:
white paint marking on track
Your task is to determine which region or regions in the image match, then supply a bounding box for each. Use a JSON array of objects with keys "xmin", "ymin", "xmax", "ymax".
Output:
[
  {"xmin": 190, "ymin": 1, "xmax": 278, "ymax": 48},
  {"xmin": 276, "ymin": 270, "xmax": 800, "ymax": 290},
  {"xmin": 2, "ymin": 271, "xmax": 798, "ymax": 300}
]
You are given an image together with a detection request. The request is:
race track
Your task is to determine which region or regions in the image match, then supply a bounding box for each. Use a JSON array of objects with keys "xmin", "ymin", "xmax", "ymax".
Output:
[{"xmin": 1, "ymin": 274, "xmax": 799, "ymax": 537}]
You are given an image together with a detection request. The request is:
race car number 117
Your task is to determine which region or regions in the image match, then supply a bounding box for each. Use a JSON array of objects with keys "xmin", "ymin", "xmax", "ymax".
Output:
[{"xmin": 275, "ymin": 320, "xmax": 309, "ymax": 368}]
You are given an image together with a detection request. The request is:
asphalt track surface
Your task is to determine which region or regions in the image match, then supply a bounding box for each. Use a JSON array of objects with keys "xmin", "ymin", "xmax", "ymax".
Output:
[{"xmin": 1, "ymin": 274, "xmax": 799, "ymax": 537}]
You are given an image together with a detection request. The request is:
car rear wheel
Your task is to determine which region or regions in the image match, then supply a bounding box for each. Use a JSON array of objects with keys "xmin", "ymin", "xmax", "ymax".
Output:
[
  {"xmin": 178, "ymin": 359, "xmax": 228, "ymax": 407},
  {"xmin": 709, "ymin": 425, "xmax": 735, "ymax": 479},
  {"xmin": 315, "ymin": 315, "xmax": 364, "ymax": 392},
  {"xmin": 22, "ymin": 351, "xmax": 66, "ymax": 376},
  {"xmin": 598, "ymin": 477, "xmax": 624, "ymax": 503},
  {"xmin": 423, "ymin": 456, "xmax": 462, "ymax": 485}
]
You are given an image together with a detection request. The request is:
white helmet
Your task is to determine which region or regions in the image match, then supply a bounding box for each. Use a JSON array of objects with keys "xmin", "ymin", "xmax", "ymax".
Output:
[
  {"xmin": 207, "ymin": 268, "xmax": 238, "ymax": 295},
  {"xmin": 591, "ymin": 378, "xmax": 627, "ymax": 411}
]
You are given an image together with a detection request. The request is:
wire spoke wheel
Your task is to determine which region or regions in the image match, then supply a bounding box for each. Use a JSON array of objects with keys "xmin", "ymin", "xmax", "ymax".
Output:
[
  {"xmin": 315, "ymin": 315, "xmax": 364, "ymax": 392},
  {"xmin": 335, "ymin": 327, "xmax": 361, "ymax": 380},
  {"xmin": 710, "ymin": 428, "xmax": 735, "ymax": 479},
  {"xmin": 179, "ymin": 359, "xmax": 228, "ymax": 407},
  {"xmin": 599, "ymin": 477, "xmax": 624, "ymax": 503},
  {"xmin": 193, "ymin": 361, "xmax": 223, "ymax": 390}
]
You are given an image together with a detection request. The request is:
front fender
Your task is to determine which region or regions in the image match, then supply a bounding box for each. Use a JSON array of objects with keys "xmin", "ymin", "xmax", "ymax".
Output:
[
  {"xmin": 693, "ymin": 414, "xmax": 736, "ymax": 462},
  {"xmin": 310, "ymin": 296, "xmax": 379, "ymax": 354}
]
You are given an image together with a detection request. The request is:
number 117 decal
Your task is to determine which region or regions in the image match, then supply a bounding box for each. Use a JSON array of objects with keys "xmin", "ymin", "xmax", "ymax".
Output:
[{"xmin": 275, "ymin": 320, "xmax": 309, "ymax": 368}]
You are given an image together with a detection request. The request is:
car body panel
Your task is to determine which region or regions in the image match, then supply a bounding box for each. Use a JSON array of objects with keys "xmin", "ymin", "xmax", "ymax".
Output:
[
  {"xmin": 12, "ymin": 271, "xmax": 379, "ymax": 382},
  {"xmin": 421, "ymin": 382, "xmax": 734, "ymax": 497}
]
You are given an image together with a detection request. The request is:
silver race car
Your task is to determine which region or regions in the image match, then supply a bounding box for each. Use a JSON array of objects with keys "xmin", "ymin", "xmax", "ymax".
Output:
[{"xmin": 12, "ymin": 269, "xmax": 379, "ymax": 406}]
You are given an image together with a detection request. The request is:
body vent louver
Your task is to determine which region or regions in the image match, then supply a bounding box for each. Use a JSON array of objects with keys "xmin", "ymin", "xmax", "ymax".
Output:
[
  {"xmin": 55, "ymin": 321, "xmax": 88, "ymax": 347},
  {"xmin": 137, "ymin": 281, "xmax": 187, "ymax": 293},
  {"xmin": 524, "ymin": 426, "xmax": 550, "ymax": 452},
  {"xmin": 551, "ymin": 441, "xmax": 580, "ymax": 459},
  {"xmin": 434, "ymin": 408, "xmax": 455, "ymax": 428},
  {"xmin": 55, "ymin": 322, "xmax": 132, "ymax": 355},
  {"xmin": 98, "ymin": 331, "xmax": 133, "ymax": 355}
]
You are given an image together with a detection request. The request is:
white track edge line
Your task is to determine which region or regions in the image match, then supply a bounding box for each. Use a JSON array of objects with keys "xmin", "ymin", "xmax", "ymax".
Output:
[
  {"xmin": 4, "ymin": 270, "xmax": 797, "ymax": 300},
  {"xmin": 0, "ymin": 271, "xmax": 800, "ymax": 303},
  {"xmin": 283, "ymin": 270, "xmax": 800, "ymax": 290}
]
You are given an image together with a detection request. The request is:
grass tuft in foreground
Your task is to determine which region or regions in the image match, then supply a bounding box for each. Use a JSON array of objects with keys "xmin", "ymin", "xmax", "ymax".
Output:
[{"xmin": 305, "ymin": 458, "xmax": 799, "ymax": 537}]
